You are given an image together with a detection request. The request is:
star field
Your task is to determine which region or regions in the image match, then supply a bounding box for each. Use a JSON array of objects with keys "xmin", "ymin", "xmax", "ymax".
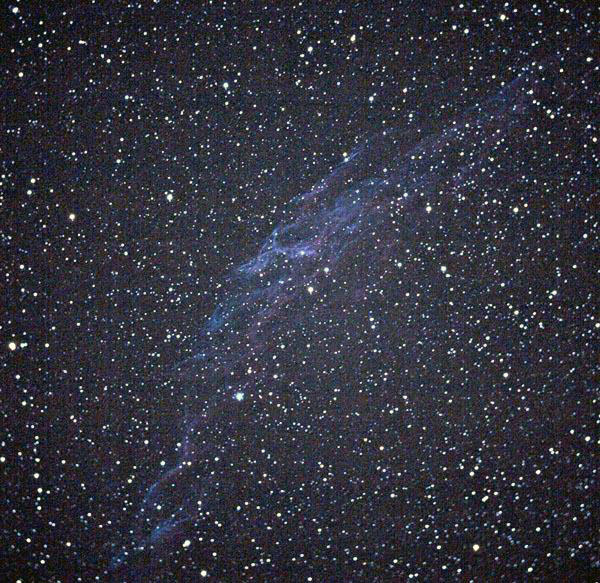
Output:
[{"xmin": 1, "ymin": 2, "xmax": 598, "ymax": 582}]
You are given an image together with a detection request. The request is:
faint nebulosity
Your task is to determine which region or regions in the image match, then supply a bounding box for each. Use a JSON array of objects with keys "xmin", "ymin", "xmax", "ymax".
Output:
[{"xmin": 1, "ymin": 2, "xmax": 598, "ymax": 582}]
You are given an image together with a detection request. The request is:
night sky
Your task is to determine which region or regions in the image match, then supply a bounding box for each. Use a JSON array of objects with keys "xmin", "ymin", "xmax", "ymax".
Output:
[{"xmin": 1, "ymin": 1, "xmax": 598, "ymax": 582}]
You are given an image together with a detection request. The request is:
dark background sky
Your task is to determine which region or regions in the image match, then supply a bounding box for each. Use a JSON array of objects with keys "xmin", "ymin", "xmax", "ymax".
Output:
[{"xmin": 1, "ymin": 1, "xmax": 597, "ymax": 581}]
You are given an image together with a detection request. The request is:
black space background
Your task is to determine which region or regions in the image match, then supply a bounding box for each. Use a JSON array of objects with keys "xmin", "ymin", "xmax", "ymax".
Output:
[{"xmin": 1, "ymin": 1, "xmax": 598, "ymax": 582}]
